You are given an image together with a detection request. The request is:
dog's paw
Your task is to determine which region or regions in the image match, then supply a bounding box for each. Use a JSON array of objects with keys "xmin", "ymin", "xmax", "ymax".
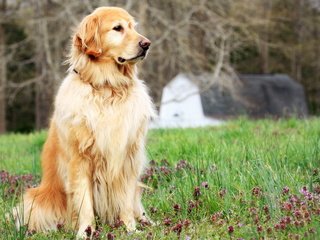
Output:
[
  {"xmin": 139, "ymin": 215, "xmax": 155, "ymax": 226},
  {"xmin": 77, "ymin": 225, "xmax": 94, "ymax": 239},
  {"xmin": 127, "ymin": 229, "xmax": 142, "ymax": 235},
  {"xmin": 123, "ymin": 218, "xmax": 137, "ymax": 233}
]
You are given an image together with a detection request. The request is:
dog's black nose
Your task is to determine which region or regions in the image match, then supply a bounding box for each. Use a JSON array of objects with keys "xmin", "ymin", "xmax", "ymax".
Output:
[{"xmin": 139, "ymin": 39, "xmax": 151, "ymax": 50}]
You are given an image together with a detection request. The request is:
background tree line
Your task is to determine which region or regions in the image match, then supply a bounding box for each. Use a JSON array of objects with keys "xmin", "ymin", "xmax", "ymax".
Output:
[{"xmin": 0, "ymin": 0, "xmax": 319, "ymax": 133}]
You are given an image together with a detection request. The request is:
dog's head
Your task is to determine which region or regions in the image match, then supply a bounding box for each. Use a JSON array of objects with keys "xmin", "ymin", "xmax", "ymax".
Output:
[{"xmin": 74, "ymin": 7, "xmax": 150, "ymax": 65}]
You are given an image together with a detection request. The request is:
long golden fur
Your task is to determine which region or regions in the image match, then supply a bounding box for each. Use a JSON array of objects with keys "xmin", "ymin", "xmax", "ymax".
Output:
[{"xmin": 13, "ymin": 7, "xmax": 155, "ymax": 238}]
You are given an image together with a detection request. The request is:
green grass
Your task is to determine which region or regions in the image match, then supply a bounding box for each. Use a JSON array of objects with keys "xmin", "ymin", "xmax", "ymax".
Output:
[
  {"xmin": 1, "ymin": 118, "xmax": 320, "ymax": 239},
  {"xmin": 0, "ymin": 131, "xmax": 46, "ymax": 175}
]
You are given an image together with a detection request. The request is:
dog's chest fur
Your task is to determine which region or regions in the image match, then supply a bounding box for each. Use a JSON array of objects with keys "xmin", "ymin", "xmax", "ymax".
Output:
[{"xmin": 54, "ymin": 74, "xmax": 154, "ymax": 172}]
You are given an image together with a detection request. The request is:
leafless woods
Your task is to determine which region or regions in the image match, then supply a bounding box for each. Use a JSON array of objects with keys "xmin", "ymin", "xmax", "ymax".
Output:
[{"xmin": 0, "ymin": 0, "xmax": 319, "ymax": 132}]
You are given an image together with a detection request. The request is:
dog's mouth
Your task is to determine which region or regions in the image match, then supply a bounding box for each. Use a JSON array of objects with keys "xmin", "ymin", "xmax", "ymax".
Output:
[{"xmin": 117, "ymin": 50, "xmax": 148, "ymax": 64}]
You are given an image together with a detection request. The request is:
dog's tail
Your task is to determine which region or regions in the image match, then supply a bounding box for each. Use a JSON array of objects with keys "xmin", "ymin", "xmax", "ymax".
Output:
[{"xmin": 12, "ymin": 184, "xmax": 67, "ymax": 231}]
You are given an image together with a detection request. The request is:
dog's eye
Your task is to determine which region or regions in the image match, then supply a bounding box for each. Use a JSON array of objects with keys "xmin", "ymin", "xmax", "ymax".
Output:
[{"xmin": 113, "ymin": 25, "xmax": 123, "ymax": 32}]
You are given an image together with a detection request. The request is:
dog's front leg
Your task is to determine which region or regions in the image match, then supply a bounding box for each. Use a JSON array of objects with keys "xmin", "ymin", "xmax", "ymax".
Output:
[
  {"xmin": 118, "ymin": 176, "xmax": 137, "ymax": 232},
  {"xmin": 131, "ymin": 126, "xmax": 153, "ymax": 226},
  {"xmin": 132, "ymin": 147, "xmax": 153, "ymax": 225},
  {"xmin": 68, "ymin": 157, "xmax": 95, "ymax": 239},
  {"xmin": 134, "ymin": 182, "xmax": 153, "ymax": 224}
]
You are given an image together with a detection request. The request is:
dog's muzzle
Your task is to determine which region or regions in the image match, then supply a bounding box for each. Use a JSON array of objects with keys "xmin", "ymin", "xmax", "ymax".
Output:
[{"xmin": 117, "ymin": 39, "xmax": 151, "ymax": 64}]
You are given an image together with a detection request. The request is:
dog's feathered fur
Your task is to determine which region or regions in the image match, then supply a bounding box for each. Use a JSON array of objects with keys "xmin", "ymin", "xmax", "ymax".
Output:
[{"xmin": 13, "ymin": 7, "xmax": 155, "ymax": 237}]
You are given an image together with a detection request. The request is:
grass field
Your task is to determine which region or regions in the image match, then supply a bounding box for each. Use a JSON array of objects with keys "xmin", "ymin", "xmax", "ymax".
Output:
[{"xmin": 0, "ymin": 118, "xmax": 320, "ymax": 239}]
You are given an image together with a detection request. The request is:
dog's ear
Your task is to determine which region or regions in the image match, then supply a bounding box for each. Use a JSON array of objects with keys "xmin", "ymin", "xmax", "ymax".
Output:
[{"xmin": 74, "ymin": 14, "xmax": 102, "ymax": 58}]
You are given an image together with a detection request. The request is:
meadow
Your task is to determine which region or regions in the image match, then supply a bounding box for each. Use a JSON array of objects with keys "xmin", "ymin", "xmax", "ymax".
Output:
[{"xmin": 0, "ymin": 118, "xmax": 320, "ymax": 239}]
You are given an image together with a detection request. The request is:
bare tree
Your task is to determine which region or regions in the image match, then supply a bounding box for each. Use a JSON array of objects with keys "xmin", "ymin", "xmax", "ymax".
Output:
[
  {"xmin": 0, "ymin": 22, "xmax": 6, "ymax": 134},
  {"xmin": 0, "ymin": 0, "xmax": 7, "ymax": 134},
  {"xmin": 33, "ymin": 1, "xmax": 53, "ymax": 129},
  {"xmin": 0, "ymin": 0, "xmax": 319, "ymax": 132}
]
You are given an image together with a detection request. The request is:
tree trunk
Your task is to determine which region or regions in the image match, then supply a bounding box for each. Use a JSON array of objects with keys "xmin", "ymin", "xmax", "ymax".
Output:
[
  {"xmin": 294, "ymin": 0, "xmax": 304, "ymax": 82},
  {"xmin": 0, "ymin": 18, "xmax": 7, "ymax": 134},
  {"xmin": 260, "ymin": 1, "xmax": 272, "ymax": 74},
  {"xmin": 34, "ymin": 0, "xmax": 54, "ymax": 130}
]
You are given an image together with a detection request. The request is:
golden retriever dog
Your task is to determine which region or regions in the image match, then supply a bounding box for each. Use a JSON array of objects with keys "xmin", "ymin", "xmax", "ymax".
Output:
[{"xmin": 12, "ymin": 6, "xmax": 155, "ymax": 238}]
